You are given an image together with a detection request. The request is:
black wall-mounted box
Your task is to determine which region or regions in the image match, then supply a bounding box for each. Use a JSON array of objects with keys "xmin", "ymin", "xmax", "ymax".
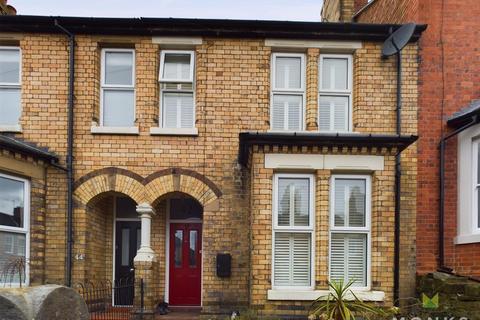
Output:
[{"xmin": 216, "ymin": 253, "xmax": 231, "ymax": 278}]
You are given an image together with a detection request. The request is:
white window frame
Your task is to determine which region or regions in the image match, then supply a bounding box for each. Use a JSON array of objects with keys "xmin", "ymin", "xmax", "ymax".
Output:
[
  {"xmin": 158, "ymin": 50, "xmax": 196, "ymax": 130},
  {"xmin": 329, "ymin": 174, "xmax": 371, "ymax": 291},
  {"xmin": 318, "ymin": 54, "xmax": 353, "ymax": 132},
  {"xmin": 0, "ymin": 172, "xmax": 30, "ymax": 286},
  {"xmin": 270, "ymin": 53, "xmax": 306, "ymax": 132},
  {"xmin": 271, "ymin": 173, "xmax": 315, "ymax": 291},
  {"xmin": 99, "ymin": 48, "xmax": 136, "ymax": 127},
  {"xmin": 455, "ymin": 125, "xmax": 480, "ymax": 244},
  {"xmin": 0, "ymin": 46, "xmax": 22, "ymax": 131},
  {"xmin": 472, "ymin": 139, "xmax": 480, "ymax": 233}
]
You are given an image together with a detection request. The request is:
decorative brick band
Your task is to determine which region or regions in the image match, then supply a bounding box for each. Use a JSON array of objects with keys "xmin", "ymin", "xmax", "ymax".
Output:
[
  {"xmin": 73, "ymin": 167, "xmax": 222, "ymax": 207},
  {"xmin": 144, "ymin": 168, "xmax": 222, "ymax": 198}
]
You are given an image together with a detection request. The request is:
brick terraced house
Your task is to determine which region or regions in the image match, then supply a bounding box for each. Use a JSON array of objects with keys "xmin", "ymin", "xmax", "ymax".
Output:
[
  {"xmin": 0, "ymin": 15, "xmax": 424, "ymax": 318},
  {"xmin": 323, "ymin": 0, "xmax": 480, "ymax": 312}
]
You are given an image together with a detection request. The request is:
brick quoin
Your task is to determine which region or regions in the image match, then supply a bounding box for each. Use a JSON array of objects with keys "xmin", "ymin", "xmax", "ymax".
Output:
[{"xmin": 355, "ymin": 0, "xmax": 480, "ymax": 278}]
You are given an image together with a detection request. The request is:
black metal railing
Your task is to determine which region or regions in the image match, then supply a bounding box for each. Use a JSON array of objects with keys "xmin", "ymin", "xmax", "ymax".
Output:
[{"xmin": 75, "ymin": 277, "xmax": 145, "ymax": 320}]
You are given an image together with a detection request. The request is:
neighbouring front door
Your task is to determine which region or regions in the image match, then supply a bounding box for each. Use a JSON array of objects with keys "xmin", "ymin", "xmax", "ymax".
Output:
[
  {"xmin": 115, "ymin": 220, "xmax": 141, "ymax": 305},
  {"xmin": 169, "ymin": 223, "xmax": 202, "ymax": 306}
]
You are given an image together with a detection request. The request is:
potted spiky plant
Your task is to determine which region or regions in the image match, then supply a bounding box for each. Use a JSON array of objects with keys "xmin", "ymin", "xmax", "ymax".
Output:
[{"xmin": 309, "ymin": 280, "xmax": 398, "ymax": 320}]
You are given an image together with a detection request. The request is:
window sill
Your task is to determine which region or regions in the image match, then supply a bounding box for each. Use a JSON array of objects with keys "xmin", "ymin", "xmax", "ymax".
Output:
[
  {"xmin": 454, "ymin": 233, "xmax": 480, "ymax": 245},
  {"xmin": 149, "ymin": 127, "xmax": 198, "ymax": 136},
  {"xmin": 0, "ymin": 124, "xmax": 22, "ymax": 133},
  {"xmin": 267, "ymin": 289, "xmax": 385, "ymax": 301},
  {"xmin": 90, "ymin": 126, "xmax": 139, "ymax": 135}
]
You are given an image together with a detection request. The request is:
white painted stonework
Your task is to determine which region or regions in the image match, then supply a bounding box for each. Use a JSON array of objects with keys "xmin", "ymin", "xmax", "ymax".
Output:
[
  {"xmin": 264, "ymin": 153, "xmax": 384, "ymax": 171},
  {"xmin": 267, "ymin": 289, "xmax": 385, "ymax": 301}
]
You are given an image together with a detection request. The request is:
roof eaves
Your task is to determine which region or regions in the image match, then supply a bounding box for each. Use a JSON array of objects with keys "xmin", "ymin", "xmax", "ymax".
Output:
[{"xmin": 0, "ymin": 134, "xmax": 59, "ymax": 163}]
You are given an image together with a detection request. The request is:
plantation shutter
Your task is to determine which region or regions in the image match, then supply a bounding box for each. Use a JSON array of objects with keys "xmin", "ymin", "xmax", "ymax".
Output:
[
  {"xmin": 271, "ymin": 95, "xmax": 302, "ymax": 131},
  {"xmin": 277, "ymin": 178, "xmax": 310, "ymax": 227},
  {"xmin": 163, "ymin": 93, "xmax": 194, "ymax": 128},
  {"xmin": 334, "ymin": 179, "xmax": 366, "ymax": 227},
  {"xmin": 179, "ymin": 93, "xmax": 194, "ymax": 128},
  {"xmin": 163, "ymin": 93, "xmax": 178, "ymax": 128},
  {"xmin": 275, "ymin": 57, "xmax": 301, "ymax": 90},
  {"xmin": 330, "ymin": 233, "xmax": 367, "ymax": 287},
  {"xmin": 163, "ymin": 54, "xmax": 191, "ymax": 81},
  {"xmin": 318, "ymin": 96, "xmax": 348, "ymax": 131},
  {"xmin": 322, "ymin": 57, "xmax": 348, "ymax": 91},
  {"xmin": 274, "ymin": 233, "xmax": 311, "ymax": 287}
]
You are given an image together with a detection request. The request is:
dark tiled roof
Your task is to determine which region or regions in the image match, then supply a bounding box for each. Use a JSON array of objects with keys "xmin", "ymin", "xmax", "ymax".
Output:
[
  {"xmin": 0, "ymin": 134, "xmax": 59, "ymax": 162},
  {"xmin": 447, "ymin": 100, "xmax": 480, "ymax": 127}
]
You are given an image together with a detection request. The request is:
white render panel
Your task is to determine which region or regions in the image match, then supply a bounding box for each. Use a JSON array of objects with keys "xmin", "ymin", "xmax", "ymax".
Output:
[
  {"xmin": 265, "ymin": 154, "xmax": 324, "ymax": 169},
  {"xmin": 324, "ymin": 155, "xmax": 384, "ymax": 171}
]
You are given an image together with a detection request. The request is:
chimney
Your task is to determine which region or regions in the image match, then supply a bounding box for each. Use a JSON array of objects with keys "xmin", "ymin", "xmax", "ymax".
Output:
[
  {"xmin": 321, "ymin": 0, "xmax": 368, "ymax": 22},
  {"xmin": 0, "ymin": 0, "xmax": 17, "ymax": 15}
]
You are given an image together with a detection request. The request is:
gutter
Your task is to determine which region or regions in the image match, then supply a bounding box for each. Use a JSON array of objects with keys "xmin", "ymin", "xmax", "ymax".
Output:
[
  {"xmin": 438, "ymin": 115, "xmax": 479, "ymax": 272},
  {"xmin": 54, "ymin": 19, "xmax": 75, "ymax": 287},
  {"xmin": 0, "ymin": 15, "xmax": 427, "ymax": 42}
]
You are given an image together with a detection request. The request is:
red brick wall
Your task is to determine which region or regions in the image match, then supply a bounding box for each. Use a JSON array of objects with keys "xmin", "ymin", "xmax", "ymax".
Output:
[{"xmin": 357, "ymin": 0, "xmax": 480, "ymax": 277}]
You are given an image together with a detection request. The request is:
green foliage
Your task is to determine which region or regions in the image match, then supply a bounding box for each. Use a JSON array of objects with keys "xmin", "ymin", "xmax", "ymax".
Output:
[{"xmin": 309, "ymin": 280, "xmax": 398, "ymax": 320}]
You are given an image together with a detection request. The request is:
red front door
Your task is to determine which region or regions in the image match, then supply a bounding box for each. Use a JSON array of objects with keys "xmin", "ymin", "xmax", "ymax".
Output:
[{"xmin": 169, "ymin": 223, "xmax": 202, "ymax": 306}]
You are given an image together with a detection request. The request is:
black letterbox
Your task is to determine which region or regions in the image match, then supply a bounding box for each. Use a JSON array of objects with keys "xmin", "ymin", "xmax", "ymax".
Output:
[{"xmin": 216, "ymin": 253, "xmax": 231, "ymax": 278}]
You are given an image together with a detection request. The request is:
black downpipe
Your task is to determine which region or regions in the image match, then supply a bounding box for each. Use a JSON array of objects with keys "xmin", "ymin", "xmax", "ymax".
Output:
[
  {"xmin": 438, "ymin": 116, "xmax": 478, "ymax": 271},
  {"xmin": 393, "ymin": 51, "xmax": 402, "ymax": 306},
  {"xmin": 55, "ymin": 19, "xmax": 75, "ymax": 287}
]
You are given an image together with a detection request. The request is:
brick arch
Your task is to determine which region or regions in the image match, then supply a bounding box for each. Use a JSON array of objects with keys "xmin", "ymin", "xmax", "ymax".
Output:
[
  {"xmin": 144, "ymin": 168, "xmax": 222, "ymax": 207},
  {"xmin": 74, "ymin": 167, "xmax": 222, "ymax": 207},
  {"xmin": 74, "ymin": 167, "xmax": 145, "ymax": 205}
]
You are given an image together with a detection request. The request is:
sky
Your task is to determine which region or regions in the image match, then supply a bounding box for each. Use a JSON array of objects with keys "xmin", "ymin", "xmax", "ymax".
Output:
[{"xmin": 12, "ymin": 0, "xmax": 323, "ymax": 21}]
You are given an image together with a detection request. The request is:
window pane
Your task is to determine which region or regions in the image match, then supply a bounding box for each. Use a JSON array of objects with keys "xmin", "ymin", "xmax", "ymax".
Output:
[
  {"xmin": 0, "ymin": 88, "xmax": 21, "ymax": 125},
  {"xmin": 0, "ymin": 49, "xmax": 20, "ymax": 84},
  {"xmin": 274, "ymin": 232, "xmax": 311, "ymax": 286},
  {"xmin": 0, "ymin": 231, "xmax": 26, "ymax": 285},
  {"xmin": 477, "ymin": 143, "xmax": 480, "ymax": 184},
  {"xmin": 105, "ymin": 51, "xmax": 133, "ymax": 86},
  {"xmin": 174, "ymin": 230, "xmax": 183, "ymax": 268},
  {"xmin": 275, "ymin": 57, "xmax": 301, "ymax": 89},
  {"xmin": 115, "ymin": 197, "xmax": 137, "ymax": 219},
  {"xmin": 330, "ymin": 233, "xmax": 367, "ymax": 287},
  {"xmin": 478, "ymin": 187, "xmax": 480, "ymax": 229},
  {"xmin": 162, "ymin": 54, "xmax": 192, "ymax": 81},
  {"xmin": 121, "ymin": 228, "xmax": 130, "ymax": 266},
  {"xmin": 0, "ymin": 176, "xmax": 25, "ymax": 228},
  {"xmin": 318, "ymin": 95, "xmax": 348, "ymax": 131},
  {"xmin": 322, "ymin": 58, "xmax": 348, "ymax": 90},
  {"xmin": 189, "ymin": 230, "xmax": 197, "ymax": 267},
  {"xmin": 169, "ymin": 198, "xmax": 203, "ymax": 220},
  {"xmin": 103, "ymin": 89, "xmax": 135, "ymax": 126},
  {"xmin": 277, "ymin": 178, "xmax": 310, "ymax": 227},
  {"xmin": 162, "ymin": 93, "xmax": 194, "ymax": 128},
  {"xmin": 272, "ymin": 94, "xmax": 302, "ymax": 131},
  {"xmin": 334, "ymin": 179, "xmax": 366, "ymax": 228}
]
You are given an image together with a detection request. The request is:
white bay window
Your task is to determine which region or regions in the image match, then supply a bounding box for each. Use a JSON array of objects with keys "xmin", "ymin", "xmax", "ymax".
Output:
[
  {"xmin": 273, "ymin": 174, "xmax": 314, "ymax": 289},
  {"xmin": 319, "ymin": 55, "xmax": 352, "ymax": 132},
  {"xmin": 330, "ymin": 175, "xmax": 370, "ymax": 289},
  {"xmin": 100, "ymin": 49, "xmax": 135, "ymax": 128},
  {"xmin": 271, "ymin": 53, "xmax": 305, "ymax": 131},
  {"xmin": 159, "ymin": 51, "xmax": 195, "ymax": 130},
  {"xmin": 0, "ymin": 172, "xmax": 29, "ymax": 286},
  {"xmin": 0, "ymin": 47, "xmax": 21, "ymax": 129}
]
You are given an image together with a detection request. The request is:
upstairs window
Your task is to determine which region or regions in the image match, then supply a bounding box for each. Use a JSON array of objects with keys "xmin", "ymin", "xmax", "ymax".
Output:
[
  {"xmin": 272, "ymin": 174, "xmax": 314, "ymax": 288},
  {"xmin": 100, "ymin": 49, "xmax": 135, "ymax": 127},
  {"xmin": 271, "ymin": 53, "xmax": 305, "ymax": 131},
  {"xmin": 159, "ymin": 51, "xmax": 195, "ymax": 129},
  {"xmin": 330, "ymin": 175, "xmax": 370, "ymax": 289},
  {"xmin": 0, "ymin": 47, "xmax": 21, "ymax": 126},
  {"xmin": 319, "ymin": 55, "xmax": 352, "ymax": 132}
]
